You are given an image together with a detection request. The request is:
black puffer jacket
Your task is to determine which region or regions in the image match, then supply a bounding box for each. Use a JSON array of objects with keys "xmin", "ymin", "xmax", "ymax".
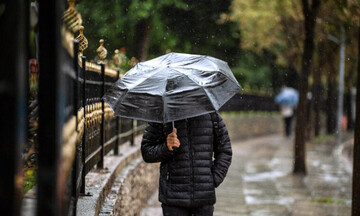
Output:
[{"xmin": 141, "ymin": 112, "xmax": 232, "ymax": 207}]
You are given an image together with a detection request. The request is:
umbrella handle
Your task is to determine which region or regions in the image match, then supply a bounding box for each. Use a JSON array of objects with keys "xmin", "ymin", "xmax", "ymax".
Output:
[{"xmin": 172, "ymin": 121, "xmax": 178, "ymax": 151}]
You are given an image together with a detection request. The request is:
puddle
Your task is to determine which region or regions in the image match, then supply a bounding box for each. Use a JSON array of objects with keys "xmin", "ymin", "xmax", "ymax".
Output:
[
  {"xmin": 311, "ymin": 160, "xmax": 320, "ymax": 167},
  {"xmin": 244, "ymin": 189, "xmax": 263, "ymax": 195},
  {"xmin": 245, "ymin": 195, "xmax": 294, "ymax": 205},
  {"xmin": 243, "ymin": 171, "xmax": 287, "ymax": 182},
  {"xmin": 250, "ymin": 209, "xmax": 285, "ymax": 216},
  {"xmin": 314, "ymin": 173, "xmax": 348, "ymax": 183}
]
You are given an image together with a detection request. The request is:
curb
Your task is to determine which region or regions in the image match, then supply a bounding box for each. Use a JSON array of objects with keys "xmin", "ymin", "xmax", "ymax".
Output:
[
  {"xmin": 334, "ymin": 138, "xmax": 354, "ymax": 174},
  {"xmin": 77, "ymin": 135, "xmax": 143, "ymax": 216}
]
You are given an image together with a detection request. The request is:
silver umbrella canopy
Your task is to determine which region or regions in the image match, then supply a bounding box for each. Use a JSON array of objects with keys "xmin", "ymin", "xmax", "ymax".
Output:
[{"xmin": 103, "ymin": 52, "xmax": 241, "ymax": 123}]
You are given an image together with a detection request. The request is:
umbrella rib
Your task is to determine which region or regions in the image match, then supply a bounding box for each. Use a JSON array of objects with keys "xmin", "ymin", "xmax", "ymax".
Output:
[
  {"xmin": 126, "ymin": 68, "xmax": 163, "ymax": 92},
  {"xmin": 204, "ymin": 56, "xmax": 239, "ymax": 83},
  {"xmin": 156, "ymin": 52, "xmax": 174, "ymax": 66},
  {"xmin": 169, "ymin": 66, "xmax": 241, "ymax": 97},
  {"xmin": 170, "ymin": 56, "xmax": 237, "ymax": 84},
  {"xmin": 166, "ymin": 68, "xmax": 218, "ymax": 111},
  {"xmin": 162, "ymin": 67, "xmax": 170, "ymax": 123}
]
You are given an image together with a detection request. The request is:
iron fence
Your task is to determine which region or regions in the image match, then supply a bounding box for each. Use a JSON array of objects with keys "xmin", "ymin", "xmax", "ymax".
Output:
[{"xmin": 66, "ymin": 41, "xmax": 147, "ymax": 213}]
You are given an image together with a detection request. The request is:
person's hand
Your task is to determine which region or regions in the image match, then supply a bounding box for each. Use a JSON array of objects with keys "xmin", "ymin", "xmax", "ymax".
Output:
[{"xmin": 167, "ymin": 128, "xmax": 180, "ymax": 151}]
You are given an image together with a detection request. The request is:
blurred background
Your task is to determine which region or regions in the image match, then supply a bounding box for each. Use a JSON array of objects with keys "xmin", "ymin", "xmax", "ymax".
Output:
[{"xmin": 2, "ymin": 0, "xmax": 360, "ymax": 215}]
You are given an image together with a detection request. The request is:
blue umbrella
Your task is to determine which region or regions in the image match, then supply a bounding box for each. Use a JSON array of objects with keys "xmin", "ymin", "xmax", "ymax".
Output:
[{"xmin": 275, "ymin": 87, "xmax": 299, "ymax": 106}]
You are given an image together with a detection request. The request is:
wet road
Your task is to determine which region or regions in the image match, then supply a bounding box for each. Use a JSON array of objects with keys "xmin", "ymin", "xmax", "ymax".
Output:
[{"xmin": 141, "ymin": 134, "xmax": 352, "ymax": 216}]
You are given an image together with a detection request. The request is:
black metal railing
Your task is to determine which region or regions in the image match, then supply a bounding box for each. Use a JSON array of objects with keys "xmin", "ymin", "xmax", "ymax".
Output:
[{"xmin": 66, "ymin": 40, "xmax": 147, "ymax": 211}]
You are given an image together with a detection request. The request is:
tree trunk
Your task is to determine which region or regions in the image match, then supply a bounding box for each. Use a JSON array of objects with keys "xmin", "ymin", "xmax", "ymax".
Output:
[
  {"xmin": 345, "ymin": 91, "xmax": 354, "ymax": 130},
  {"xmin": 313, "ymin": 43, "xmax": 324, "ymax": 136},
  {"xmin": 305, "ymin": 92, "xmax": 312, "ymax": 140},
  {"xmin": 313, "ymin": 80, "xmax": 322, "ymax": 136},
  {"xmin": 133, "ymin": 16, "xmax": 151, "ymax": 61},
  {"xmin": 294, "ymin": 0, "xmax": 321, "ymax": 174},
  {"xmin": 351, "ymin": 22, "xmax": 360, "ymax": 216},
  {"xmin": 327, "ymin": 62, "xmax": 337, "ymax": 134},
  {"xmin": 346, "ymin": 64, "xmax": 355, "ymax": 131},
  {"xmin": 286, "ymin": 65, "xmax": 300, "ymax": 89}
]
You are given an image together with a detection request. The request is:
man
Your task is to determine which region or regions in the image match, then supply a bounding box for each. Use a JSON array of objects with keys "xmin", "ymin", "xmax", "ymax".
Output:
[{"xmin": 141, "ymin": 112, "xmax": 232, "ymax": 216}]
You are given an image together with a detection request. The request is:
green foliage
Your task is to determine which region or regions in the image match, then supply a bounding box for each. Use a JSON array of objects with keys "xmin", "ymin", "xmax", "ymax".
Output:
[
  {"xmin": 23, "ymin": 169, "xmax": 36, "ymax": 195},
  {"xmin": 229, "ymin": 0, "xmax": 302, "ymax": 57},
  {"xmin": 232, "ymin": 54, "xmax": 271, "ymax": 90},
  {"xmin": 231, "ymin": 50, "xmax": 287, "ymax": 93},
  {"xmin": 73, "ymin": 0, "xmax": 287, "ymax": 93},
  {"xmin": 310, "ymin": 197, "xmax": 346, "ymax": 205},
  {"xmin": 75, "ymin": 0, "xmax": 240, "ymax": 63},
  {"xmin": 75, "ymin": 0, "xmax": 187, "ymax": 60},
  {"xmin": 159, "ymin": 0, "xmax": 241, "ymax": 66}
]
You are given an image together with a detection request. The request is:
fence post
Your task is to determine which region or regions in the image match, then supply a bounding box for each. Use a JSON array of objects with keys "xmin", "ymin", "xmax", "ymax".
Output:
[
  {"xmin": 37, "ymin": 0, "xmax": 65, "ymax": 214},
  {"xmin": 73, "ymin": 40, "xmax": 79, "ymax": 128},
  {"xmin": 351, "ymin": 24, "xmax": 360, "ymax": 216},
  {"xmin": 72, "ymin": 39, "xmax": 80, "ymax": 215},
  {"xmin": 0, "ymin": 0, "xmax": 28, "ymax": 214},
  {"xmin": 80, "ymin": 56, "xmax": 86, "ymax": 194},
  {"xmin": 114, "ymin": 69, "xmax": 120, "ymax": 155},
  {"xmin": 98, "ymin": 63, "xmax": 105, "ymax": 168}
]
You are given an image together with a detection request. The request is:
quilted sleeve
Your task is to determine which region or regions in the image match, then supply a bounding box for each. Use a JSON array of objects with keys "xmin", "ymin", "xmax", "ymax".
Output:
[{"xmin": 141, "ymin": 122, "xmax": 173, "ymax": 163}]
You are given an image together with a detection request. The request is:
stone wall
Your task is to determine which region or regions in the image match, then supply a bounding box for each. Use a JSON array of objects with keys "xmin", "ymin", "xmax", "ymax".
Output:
[
  {"xmin": 115, "ymin": 159, "xmax": 159, "ymax": 216},
  {"xmin": 221, "ymin": 112, "xmax": 283, "ymax": 142},
  {"xmin": 99, "ymin": 157, "xmax": 159, "ymax": 216}
]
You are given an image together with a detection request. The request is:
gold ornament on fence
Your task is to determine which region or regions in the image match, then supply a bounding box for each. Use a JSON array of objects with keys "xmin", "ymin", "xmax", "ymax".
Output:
[
  {"xmin": 75, "ymin": 26, "xmax": 88, "ymax": 56},
  {"xmin": 96, "ymin": 39, "xmax": 108, "ymax": 63},
  {"xmin": 130, "ymin": 57, "xmax": 139, "ymax": 68},
  {"xmin": 63, "ymin": 0, "xmax": 82, "ymax": 34},
  {"xmin": 112, "ymin": 49, "xmax": 121, "ymax": 67}
]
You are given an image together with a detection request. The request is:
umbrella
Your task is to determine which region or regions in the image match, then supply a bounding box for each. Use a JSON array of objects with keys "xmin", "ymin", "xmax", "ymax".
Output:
[
  {"xmin": 103, "ymin": 52, "xmax": 241, "ymax": 124},
  {"xmin": 275, "ymin": 87, "xmax": 299, "ymax": 106}
]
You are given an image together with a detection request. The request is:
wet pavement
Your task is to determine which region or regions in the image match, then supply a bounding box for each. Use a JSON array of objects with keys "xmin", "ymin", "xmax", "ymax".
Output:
[{"xmin": 141, "ymin": 134, "xmax": 352, "ymax": 216}]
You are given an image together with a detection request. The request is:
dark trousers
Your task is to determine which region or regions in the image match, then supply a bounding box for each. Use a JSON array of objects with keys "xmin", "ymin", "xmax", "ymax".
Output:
[
  {"xmin": 162, "ymin": 204, "xmax": 214, "ymax": 216},
  {"xmin": 284, "ymin": 116, "xmax": 293, "ymax": 137}
]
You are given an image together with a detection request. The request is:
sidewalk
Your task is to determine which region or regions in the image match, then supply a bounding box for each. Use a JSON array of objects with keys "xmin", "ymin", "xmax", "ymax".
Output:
[{"xmin": 141, "ymin": 134, "xmax": 352, "ymax": 216}]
